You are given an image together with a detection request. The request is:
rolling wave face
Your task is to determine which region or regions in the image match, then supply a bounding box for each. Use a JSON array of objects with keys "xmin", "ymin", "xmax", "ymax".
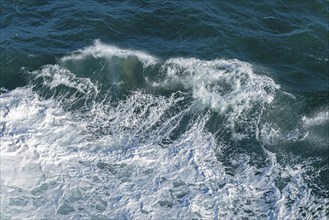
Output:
[{"xmin": 1, "ymin": 42, "xmax": 328, "ymax": 219}]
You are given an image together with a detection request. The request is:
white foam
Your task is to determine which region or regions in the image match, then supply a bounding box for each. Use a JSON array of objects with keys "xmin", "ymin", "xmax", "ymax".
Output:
[
  {"xmin": 163, "ymin": 57, "xmax": 278, "ymax": 109},
  {"xmin": 302, "ymin": 110, "xmax": 329, "ymax": 127},
  {"xmin": 1, "ymin": 86, "xmax": 327, "ymax": 219},
  {"xmin": 300, "ymin": 110, "xmax": 329, "ymax": 148},
  {"xmin": 260, "ymin": 109, "xmax": 328, "ymax": 147},
  {"xmin": 30, "ymin": 64, "xmax": 99, "ymax": 96},
  {"xmin": 272, "ymin": 160, "xmax": 329, "ymax": 219},
  {"xmin": 1, "ymin": 45, "xmax": 327, "ymax": 219},
  {"xmin": 260, "ymin": 123, "xmax": 310, "ymax": 146},
  {"xmin": 154, "ymin": 57, "xmax": 280, "ymax": 141},
  {"xmin": 259, "ymin": 123, "xmax": 282, "ymax": 145},
  {"xmin": 60, "ymin": 39, "xmax": 158, "ymax": 66}
]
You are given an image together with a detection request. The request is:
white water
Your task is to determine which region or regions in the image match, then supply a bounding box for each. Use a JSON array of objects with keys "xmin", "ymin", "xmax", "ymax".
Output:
[
  {"xmin": 1, "ymin": 42, "xmax": 328, "ymax": 219},
  {"xmin": 60, "ymin": 40, "xmax": 158, "ymax": 67}
]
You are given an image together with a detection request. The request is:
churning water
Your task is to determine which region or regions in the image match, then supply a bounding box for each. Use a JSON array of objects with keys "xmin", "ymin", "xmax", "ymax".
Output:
[{"xmin": 1, "ymin": 1, "xmax": 328, "ymax": 219}]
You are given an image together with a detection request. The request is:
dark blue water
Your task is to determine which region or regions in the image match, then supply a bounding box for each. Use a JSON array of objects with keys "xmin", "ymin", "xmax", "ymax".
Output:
[{"xmin": 1, "ymin": 1, "xmax": 328, "ymax": 219}]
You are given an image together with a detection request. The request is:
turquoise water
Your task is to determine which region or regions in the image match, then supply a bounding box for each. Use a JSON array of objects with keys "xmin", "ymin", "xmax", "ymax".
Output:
[{"xmin": 1, "ymin": 1, "xmax": 328, "ymax": 219}]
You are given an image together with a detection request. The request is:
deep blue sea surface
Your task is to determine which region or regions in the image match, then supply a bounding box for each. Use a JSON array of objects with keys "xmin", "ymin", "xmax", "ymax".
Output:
[{"xmin": 1, "ymin": 1, "xmax": 328, "ymax": 219}]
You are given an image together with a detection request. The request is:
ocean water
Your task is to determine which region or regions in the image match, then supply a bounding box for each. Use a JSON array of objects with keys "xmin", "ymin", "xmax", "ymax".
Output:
[{"xmin": 0, "ymin": 1, "xmax": 328, "ymax": 219}]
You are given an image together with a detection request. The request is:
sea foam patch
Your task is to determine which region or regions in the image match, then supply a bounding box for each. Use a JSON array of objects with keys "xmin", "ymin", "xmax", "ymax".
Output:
[
  {"xmin": 302, "ymin": 110, "xmax": 329, "ymax": 128},
  {"xmin": 154, "ymin": 57, "xmax": 280, "ymax": 142},
  {"xmin": 1, "ymin": 43, "xmax": 328, "ymax": 219},
  {"xmin": 2, "ymin": 87, "xmax": 327, "ymax": 219}
]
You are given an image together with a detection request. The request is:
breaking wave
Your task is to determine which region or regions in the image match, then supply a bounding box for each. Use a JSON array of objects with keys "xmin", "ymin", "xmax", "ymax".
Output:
[{"xmin": 1, "ymin": 41, "xmax": 328, "ymax": 219}]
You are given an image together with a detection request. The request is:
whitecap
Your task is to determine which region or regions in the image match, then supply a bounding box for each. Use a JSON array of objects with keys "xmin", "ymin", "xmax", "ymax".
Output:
[{"xmin": 60, "ymin": 39, "xmax": 158, "ymax": 67}]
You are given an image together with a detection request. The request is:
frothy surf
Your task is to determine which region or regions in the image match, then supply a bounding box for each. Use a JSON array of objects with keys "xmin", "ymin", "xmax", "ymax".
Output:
[
  {"xmin": 1, "ymin": 42, "xmax": 328, "ymax": 219},
  {"xmin": 60, "ymin": 40, "xmax": 158, "ymax": 67}
]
